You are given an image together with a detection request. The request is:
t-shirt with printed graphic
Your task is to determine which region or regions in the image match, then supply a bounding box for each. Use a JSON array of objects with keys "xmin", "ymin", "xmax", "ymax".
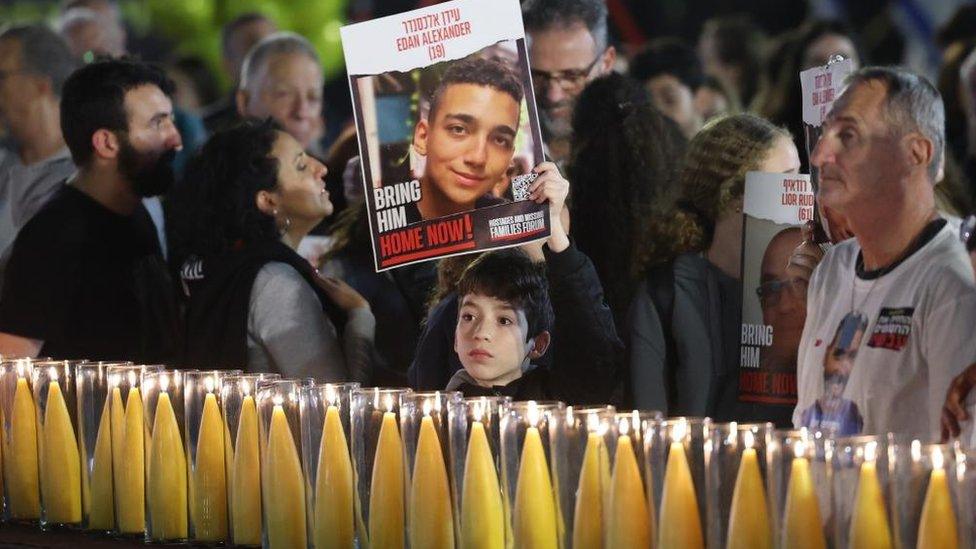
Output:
[{"xmin": 794, "ymin": 220, "xmax": 976, "ymax": 438}]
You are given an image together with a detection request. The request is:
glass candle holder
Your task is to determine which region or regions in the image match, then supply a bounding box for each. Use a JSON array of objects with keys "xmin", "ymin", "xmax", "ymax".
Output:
[
  {"xmin": 828, "ymin": 435, "xmax": 891, "ymax": 548},
  {"xmin": 32, "ymin": 361, "xmax": 84, "ymax": 529},
  {"xmin": 142, "ymin": 369, "xmax": 189, "ymax": 543},
  {"xmin": 447, "ymin": 396, "xmax": 511, "ymax": 548},
  {"xmin": 953, "ymin": 445, "xmax": 976, "ymax": 547},
  {"xmin": 221, "ymin": 373, "xmax": 280, "ymax": 547},
  {"xmin": 766, "ymin": 429, "xmax": 831, "ymax": 549},
  {"xmin": 704, "ymin": 422, "xmax": 774, "ymax": 548},
  {"xmin": 400, "ymin": 391, "xmax": 462, "ymax": 548},
  {"xmin": 299, "ymin": 381, "xmax": 359, "ymax": 549},
  {"xmin": 888, "ymin": 436, "xmax": 965, "ymax": 548},
  {"xmin": 350, "ymin": 387, "xmax": 412, "ymax": 549},
  {"xmin": 258, "ymin": 379, "xmax": 307, "ymax": 549},
  {"xmin": 499, "ymin": 400, "xmax": 568, "ymax": 548},
  {"xmin": 645, "ymin": 416, "xmax": 709, "ymax": 548},
  {"xmin": 184, "ymin": 369, "xmax": 240, "ymax": 543},
  {"xmin": 606, "ymin": 411, "xmax": 661, "ymax": 548},
  {"xmin": 76, "ymin": 361, "xmax": 130, "ymax": 532},
  {"xmin": 562, "ymin": 405, "xmax": 616, "ymax": 548},
  {"xmin": 1, "ymin": 358, "xmax": 39, "ymax": 523}
]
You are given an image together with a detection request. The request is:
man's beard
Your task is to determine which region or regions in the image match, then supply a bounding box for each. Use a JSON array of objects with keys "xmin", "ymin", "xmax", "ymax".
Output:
[
  {"xmin": 118, "ymin": 139, "xmax": 177, "ymax": 197},
  {"xmin": 539, "ymin": 102, "xmax": 574, "ymax": 141}
]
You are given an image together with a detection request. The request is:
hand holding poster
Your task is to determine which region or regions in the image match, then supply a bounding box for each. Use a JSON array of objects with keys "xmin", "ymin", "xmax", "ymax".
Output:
[
  {"xmin": 340, "ymin": 0, "xmax": 549, "ymax": 271},
  {"xmin": 739, "ymin": 172, "xmax": 815, "ymax": 424}
]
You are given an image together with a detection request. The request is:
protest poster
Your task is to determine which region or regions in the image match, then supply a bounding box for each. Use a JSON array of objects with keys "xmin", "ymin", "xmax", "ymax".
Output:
[
  {"xmin": 340, "ymin": 0, "xmax": 549, "ymax": 271},
  {"xmin": 739, "ymin": 172, "xmax": 815, "ymax": 423}
]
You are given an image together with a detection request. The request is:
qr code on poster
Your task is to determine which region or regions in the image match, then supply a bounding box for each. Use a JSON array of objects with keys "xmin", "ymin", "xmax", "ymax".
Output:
[{"xmin": 511, "ymin": 172, "xmax": 537, "ymax": 201}]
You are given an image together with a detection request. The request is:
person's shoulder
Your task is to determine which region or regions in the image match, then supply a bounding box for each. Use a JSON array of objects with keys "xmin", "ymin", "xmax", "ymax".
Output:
[
  {"xmin": 254, "ymin": 261, "xmax": 309, "ymax": 289},
  {"xmin": 16, "ymin": 186, "xmax": 88, "ymax": 242}
]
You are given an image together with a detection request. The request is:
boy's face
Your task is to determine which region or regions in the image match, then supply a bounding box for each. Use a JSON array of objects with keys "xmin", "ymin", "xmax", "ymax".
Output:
[{"xmin": 454, "ymin": 292, "xmax": 540, "ymax": 387}]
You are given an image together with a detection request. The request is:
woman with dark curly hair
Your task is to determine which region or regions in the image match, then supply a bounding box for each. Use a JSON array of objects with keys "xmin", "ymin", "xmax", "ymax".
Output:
[
  {"xmin": 567, "ymin": 72, "xmax": 687, "ymax": 330},
  {"xmin": 167, "ymin": 120, "xmax": 375, "ymax": 381},
  {"xmin": 630, "ymin": 113, "xmax": 800, "ymax": 423}
]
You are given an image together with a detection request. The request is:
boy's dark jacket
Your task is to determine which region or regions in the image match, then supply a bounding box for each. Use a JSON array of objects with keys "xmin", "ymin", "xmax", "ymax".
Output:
[{"xmin": 438, "ymin": 240, "xmax": 623, "ymax": 404}]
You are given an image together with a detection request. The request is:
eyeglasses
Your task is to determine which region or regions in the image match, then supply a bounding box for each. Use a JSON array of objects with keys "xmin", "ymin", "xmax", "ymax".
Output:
[
  {"xmin": 960, "ymin": 214, "xmax": 976, "ymax": 252},
  {"xmin": 756, "ymin": 278, "xmax": 808, "ymax": 307},
  {"xmin": 530, "ymin": 49, "xmax": 606, "ymax": 93}
]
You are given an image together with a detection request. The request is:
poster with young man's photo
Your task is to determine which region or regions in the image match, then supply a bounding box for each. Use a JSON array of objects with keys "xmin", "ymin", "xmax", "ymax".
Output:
[
  {"xmin": 340, "ymin": 0, "xmax": 548, "ymax": 271},
  {"xmin": 739, "ymin": 172, "xmax": 815, "ymax": 425}
]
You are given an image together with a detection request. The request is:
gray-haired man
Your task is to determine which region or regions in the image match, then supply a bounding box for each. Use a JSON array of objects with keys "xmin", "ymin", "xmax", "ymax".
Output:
[{"xmin": 794, "ymin": 67, "xmax": 976, "ymax": 439}]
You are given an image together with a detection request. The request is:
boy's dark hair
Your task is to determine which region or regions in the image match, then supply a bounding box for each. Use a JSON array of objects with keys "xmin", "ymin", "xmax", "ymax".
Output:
[
  {"xmin": 427, "ymin": 56, "xmax": 524, "ymax": 122},
  {"xmin": 629, "ymin": 38, "xmax": 704, "ymax": 91},
  {"xmin": 456, "ymin": 248, "xmax": 554, "ymax": 339},
  {"xmin": 60, "ymin": 56, "xmax": 175, "ymax": 166},
  {"xmin": 522, "ymin": 0, "xmax": 609, "ymax": 53}
]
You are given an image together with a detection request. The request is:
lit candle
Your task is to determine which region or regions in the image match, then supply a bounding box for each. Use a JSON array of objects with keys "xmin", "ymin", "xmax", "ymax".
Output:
[
  {"xmin": 231, "ymin": 387, "xmax": 262, "ymax": 545},
  {"xmin": 86, "ymin": 389, "xmax": 115, "ymax": 530},
  {"xmin": 848, "ymin": 442, "xmax": 891, "ymax": 548},
  {"xmin": 607, "ymin": 416, "xmax": 651, "ymax": 549},
  {"xmin": 117, "ymin": 374, "xmax": 145, "ymax": 534},
  {"xmin": 916, "ymin": 448, "xmax": 958, "ymax": 548},
  {"xmin": 726, "ymin": 430, "xmax": 771, "ymax": 549},
  {"xmin": 368, "ymin": 395, "xmax": 405, "ymax": 548},
  {"xmin": 192, "ymin": 377, "xmax": 228, "ymax": 541},
  {"xmin": 658, "ymin": 419, "xmax": 703, "ymax": 549},
  {"xmin": 6, "ymin": 367, "xmax": 39, "ymax": 519},
  {"xmin": 40, "ymin": 371, "xmax": 81, "ymax": 524},
  {"xmin": 109, "ymin": 382, "xmax": 125, "ymax": 528},
  {"xmin": 460, "ymin": 400, "xmax": 503, "ymax": 549},
  {"xmin": 263, "ymin": 395, "xmax": 307, "ymax": 548},
  {"xmin": 782, "ymin": 439, "xmax": 826, "ymax": 549},
  {"xmin": 409, "ymin": 399, "xmax": 454, "ymax": 548},
  {"xmin": 572, "ymin": 414, "xmax": 608, "ymax": 549},
  {"xmin": 513, "ymin": 401, "xmax": 558, "ymax": 548},
  {"xmin": 313, "ymin": 396, "xmax": 354, "ymax": 548},
  {"xmin": 148, "ymin": 380, "xmax": 188, "ymax": 539}
]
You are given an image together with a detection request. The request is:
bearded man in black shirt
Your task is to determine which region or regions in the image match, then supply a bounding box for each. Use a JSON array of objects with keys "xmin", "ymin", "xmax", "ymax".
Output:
[{"xmin": 0, "ymin": 57, "xmax": 183, "ymax": 362}]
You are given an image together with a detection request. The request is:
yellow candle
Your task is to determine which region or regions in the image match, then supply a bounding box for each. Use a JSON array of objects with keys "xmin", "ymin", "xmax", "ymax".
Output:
[
  {"xmin": 607, "ymin": 430, "xmax": 651, "ymax": 549},
  {"xmin": 513, "ymin": 410, "xmax": 558, "ymax": 549},
  {"xmin": 572, "ymin": 431, "xmax": 607, "ymax": 549},
  {"xmin": 231, "ymin": 394, "xmax": 262, "ymax": 546},
  {"xmin": 6, "ymin": 376, "xmax": 40, "ymax": 519},
  {"xmin": 263, "ymin": 402, "xmax": 307, "ymax": 549},
  {"xmin": 409, "ymin": 409, "xmax": 454, "ymax": 549},
  {"xmin": 117, "ymin": 386, "xmax": 145, "ymax": 534},
  {"xmin": 726, "ymin": 433, "xmax": 771, "ymax": 549},
  {"xmin": 313, "ymin": 404, "xmax": 354, "ymax": 549},
  {"xmin": 658, "ymin": 426, "xmax": 703, "ymax": 549},
  {"xmin": 85, "ymin": 393, "xmax": 115, "ymax": 530},
  {"xmin": 849, "ymin": 444, "xmax": 891, "ymax": 549},
  {"xmin": 41, "ymin": 378, "xmax": 81, "ymax": 524},
  {"xmin": 782, "ymin": 446, "xmax": 826, "ymax": 549},
  {"xmin": 368, "ymin": 409, "xmax": 405, "ymax": 548},
  {"xmin": 917, "ymin": 450, "xmax": 958, "ymax": 549},
  {"xmin": 192, "ymin": 391, "xmax": 228, "ymax": 541},
  {"xmin": 148, "ymin": 391, "xmax": 188, "ymax": 540},
  {"xmin": 460, "ymin": 419, "xmax": 504, "ymax": 549}
]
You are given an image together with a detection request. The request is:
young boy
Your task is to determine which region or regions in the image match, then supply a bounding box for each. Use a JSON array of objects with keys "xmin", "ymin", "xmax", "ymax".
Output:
[{"xmin": 444, "ymin": 163, "xmax": 621, "ymax": 402}]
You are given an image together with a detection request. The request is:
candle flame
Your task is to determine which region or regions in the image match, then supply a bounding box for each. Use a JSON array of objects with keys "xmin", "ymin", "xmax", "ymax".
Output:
[
  {"xmin": 932, "ymin": 448, "xmax": 944, "ymax": 471},
  {"xmin": 472, "ymin": 398, "xmax": 485, "ymax": 422},
  {"xmin": 242, "ymin": 380, "xmax": 251, "ymax": 397},
  {"xmin": 433, "ymin": 391, "xmax": 442, "ymax": 412},
  {"xmin": 864, "ymin": 441, "xmax": 877, "ymax": 463},
  {"xmin": 384, "ymin": 393, "xmax": 394, "ymax": 413},
  {"xmin": 911, "ymin": 439, "xmax": 922, "ymax": 463},
  {"xmin": 204, "ymin": 375, "xmax": 215, "ymax": 393},
  {"xmin": 527, "ymin": 401, "xmax": 540, "ymax": 427},
  {"xmin": 423, "ymin": 399, "xmax": 432, "ymax": 417},
  {"xmin": 672, "ymin": 418, "xmax": 688, "ymax": 443},
  {"xmin": 273, "ymin": 395, "xmax": 284, "ymax": 407},
  {"xmin": 619, "ymin": 416, "xmax": 630, "ymax": 436},
  {"xmin": 586, "ymin": 412, "xmax": 600, "ymax": 433},
  {"xmin": 127, "ymin": 370, "xmax": 137, "ymax": 387},
  {"xmin": 324, "ymin": 384, "xmax": 337, "ymax": 406},
  {"xmin": 48, "ymin": 366, "xmax": 58, "ymax": 382},
  {"xmin": 793, "ymin": 439, "xmax": 807, "ymax": 459},
  {"xmin": 726, "ymin": 421, "xmax": 738, "ymax": 446},
  {"xmin": 109, "ymin": 373, "xmax": 120, "ymax": 388},
  {"xmin": 15, "ymin": 359, "xmax": 29, "ymax": 378},
  {"xmin": 743, "ymin": 429, "xmax": 755, "ymax": 449}
]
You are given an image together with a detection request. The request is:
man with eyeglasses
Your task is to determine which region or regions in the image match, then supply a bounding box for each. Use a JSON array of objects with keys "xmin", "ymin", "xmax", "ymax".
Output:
[{"xmin": 522, "ymin": 0, "xmax": 615, "ymax": 166}]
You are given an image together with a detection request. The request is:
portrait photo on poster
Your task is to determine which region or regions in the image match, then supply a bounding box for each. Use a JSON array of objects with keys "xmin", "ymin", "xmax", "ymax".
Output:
[{"xmin": 341, "ymin": 0, "xmax": 549, "ymax": 271}]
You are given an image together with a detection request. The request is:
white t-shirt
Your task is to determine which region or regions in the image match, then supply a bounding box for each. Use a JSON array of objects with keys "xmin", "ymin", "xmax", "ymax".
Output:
[{"xmin": 794, "ymin": 221, "xmax": 976, "ymax": 439}]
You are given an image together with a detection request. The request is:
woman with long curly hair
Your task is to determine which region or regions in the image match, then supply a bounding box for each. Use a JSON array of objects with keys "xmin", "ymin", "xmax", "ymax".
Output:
[
  {"xmin": 567, "ymin": 72, "xmax": 687, "ymax": 329},
  {"xmin": 167, "ymin": 119, "xmax": 375, "ymax": 381},
  {"xmin": 630, "ymin": 113, "xmax": 800, "ymax": 423}
]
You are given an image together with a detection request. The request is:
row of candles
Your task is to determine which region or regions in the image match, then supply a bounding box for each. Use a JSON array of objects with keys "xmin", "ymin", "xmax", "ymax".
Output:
[{"xmin": 0, "ymin": 358, "xmax": 974, "ymax": 548}]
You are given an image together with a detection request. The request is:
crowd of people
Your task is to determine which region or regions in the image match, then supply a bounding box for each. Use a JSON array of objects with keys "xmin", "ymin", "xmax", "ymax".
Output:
[{"xmin": 3, "ymin": 0, "xmax": 976, "ymax": 443}]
